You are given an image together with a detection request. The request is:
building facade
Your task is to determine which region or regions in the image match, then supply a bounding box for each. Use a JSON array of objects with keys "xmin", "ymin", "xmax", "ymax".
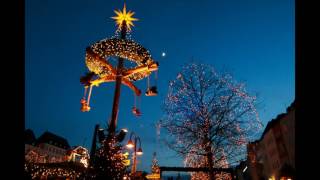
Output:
[
  {"xmin": 66, "ymin": 146, "xmax": 90, "ymax": 167},
  {"xmin": 236, "ymin": 101, "xmax": 295, "ymax": 180},
  {"xmin": 259, "ymin": 101, "xmax": 295, "ymax": 179},
  {"xmin": 25, "ymin": 130, "xmax": 71, "ymax": 163}
]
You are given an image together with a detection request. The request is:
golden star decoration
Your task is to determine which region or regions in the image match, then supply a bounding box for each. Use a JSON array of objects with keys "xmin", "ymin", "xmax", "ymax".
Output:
[{"xmin": 111, "ymin": 3, "xmax": 138, "ymax": 31}]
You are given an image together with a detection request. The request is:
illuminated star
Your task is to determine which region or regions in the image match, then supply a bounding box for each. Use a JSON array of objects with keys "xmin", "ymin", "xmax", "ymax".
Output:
[
  {"xmin": 111, "ymin": 3, "xmax": 138, "ymax": 31},
  {"xmin": 161, "ymin": 52, "xmax": 166, "ymax": 57}
]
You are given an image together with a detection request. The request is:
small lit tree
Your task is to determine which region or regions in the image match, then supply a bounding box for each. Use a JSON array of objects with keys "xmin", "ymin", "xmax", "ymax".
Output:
[
  {"xmin": 151, "ymin": 152, "xmax": 160, "ymax": 174},
  {"xmin": 93, "ymin": 132, "xmax": 127, "ymax": 179}
]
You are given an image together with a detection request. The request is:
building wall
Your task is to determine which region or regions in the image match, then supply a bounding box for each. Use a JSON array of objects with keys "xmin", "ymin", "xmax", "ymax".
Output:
[
  {"xmin": 38, "ymin": 143, "xmax": 67, "ymax": 163},
  {"xmin": 261, "ymin": 129, "xmax": 280, "ymax": 178},
  {"xmin": 257, "ymin": 105, "xmax": 295, "ymax": 179},
  {"xmin": 25, "ymin": 143, "xmax": 67, "ymax": 163},
  {"xmin": 25, "ymin": 144, "xmax": 36, "ymax": 154},
  {"xmin": 280, "ymin": 109, "xmax": 295, "ymax": 168},
  {"xmin": 239, "ymin": 103, "xmax": 295, "ymax": 180},
  {"xmin": 247, "ymin": 142, "xmax": 265, "ymax": 180}
]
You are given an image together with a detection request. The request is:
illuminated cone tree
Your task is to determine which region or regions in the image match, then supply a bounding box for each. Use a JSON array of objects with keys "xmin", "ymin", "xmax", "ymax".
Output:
[
  {"xmin": 93, "ymin": 133, "xmax": 127, "ymax": 179},
  {"xmin": 151, "ymin": 152, "xmax": 160, "ymax": 174},
  {"xmin": 160, "ymin": 63, "xmax": 262, "ymax": 180}
]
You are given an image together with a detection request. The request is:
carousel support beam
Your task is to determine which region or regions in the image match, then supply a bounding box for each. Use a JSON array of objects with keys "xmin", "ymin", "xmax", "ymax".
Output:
[
  {"xmin": 122, "ymin": 79, "xmax": 141, "ymax": 96},
  {"xmin": 90, "ymin": 76, "xmax": 140, "ymax": 97},
  {"xmin": 90, "ymin": 75, "xmax": 116, "ymax": 86},
  {"xmin": 122, "ymin": 63, "xmax": 158, "ymax": 78}
]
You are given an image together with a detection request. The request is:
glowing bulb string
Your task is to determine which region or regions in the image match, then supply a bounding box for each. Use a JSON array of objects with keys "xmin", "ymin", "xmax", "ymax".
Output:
[
  {"xmin": 134, "ymin": 92, "xmax": 137, "ymax": 107},
  {"xmin": 155, "ymin": 69, "xmax": 158, "ymax": 86},
  {"xmin": 83, "ymin": 86, "xmax": 88, "ymax": 99},
  {"xmin": 147, "ymin": 75, "xmax": 150, "ymax": 89},
  {"xmin": 87, "ymin": 85, "xmax": 93, "ymax": 106}
]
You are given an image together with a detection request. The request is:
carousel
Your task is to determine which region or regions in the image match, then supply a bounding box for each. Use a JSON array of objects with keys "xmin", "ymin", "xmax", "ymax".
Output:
[{"xmin": 80, "ymin": 3, "xmax": 159, "ymax": 119}]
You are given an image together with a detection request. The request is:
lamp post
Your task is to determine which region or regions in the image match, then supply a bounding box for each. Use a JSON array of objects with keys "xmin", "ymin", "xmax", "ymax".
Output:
[{"xmin": 126, "ymin": 132, "xmax": 143, "ymax": 176}]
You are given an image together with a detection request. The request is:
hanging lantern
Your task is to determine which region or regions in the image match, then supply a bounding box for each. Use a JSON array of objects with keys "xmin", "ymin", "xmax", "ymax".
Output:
[{"xmin": 145, "ymin": 86, "xmax": 158, "ymax": 96}]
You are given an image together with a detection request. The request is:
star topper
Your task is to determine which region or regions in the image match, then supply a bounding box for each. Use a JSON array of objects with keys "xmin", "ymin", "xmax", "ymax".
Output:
[{"xmin": 111, "ymin": 3, "xmax": 138, "ymax": 31}]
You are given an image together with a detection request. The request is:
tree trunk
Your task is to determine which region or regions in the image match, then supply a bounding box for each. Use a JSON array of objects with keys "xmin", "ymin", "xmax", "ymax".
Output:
[
  {"xmin": 205, "ymin": 136, "xmax": 215, "ymax": 180},
  {"xmin": 207, "ymin": 150, "xmax": 215, "ymax": 180}
]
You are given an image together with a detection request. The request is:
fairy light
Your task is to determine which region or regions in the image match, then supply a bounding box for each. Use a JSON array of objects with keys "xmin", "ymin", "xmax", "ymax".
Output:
[
  {"xmin": 81, "ymin": 3, "xmax": 159, "ymax": 113},
  {"xmin": 24, "ymin": 162, "xmax": 95, "ymax": 179},
  {"xmin": 84, "ymin": 37, "xmax": 159, "ymax": 89},
  {"xmin": 93, "ymin": 135, "xmax": 128, "ymax": 179},
  {"xmin": 161, "ymin": 63, "xmax": 262, "ymax": 179}
]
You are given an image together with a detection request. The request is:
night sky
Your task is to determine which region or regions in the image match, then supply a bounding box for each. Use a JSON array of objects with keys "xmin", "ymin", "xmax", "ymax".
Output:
[{"xmin": 26, "ymin": 0, "xmax": 294, "ymax": 172}]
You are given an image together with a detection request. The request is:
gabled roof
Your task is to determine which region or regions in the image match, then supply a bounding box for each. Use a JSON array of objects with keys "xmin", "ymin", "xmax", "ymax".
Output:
[
  {"xmin": 36, "ymin": 131, "xmax": 70, "ymax": 149},
  {"xmin": 25, "ymin": 129, "xmax": 36, "ymax": 145}
]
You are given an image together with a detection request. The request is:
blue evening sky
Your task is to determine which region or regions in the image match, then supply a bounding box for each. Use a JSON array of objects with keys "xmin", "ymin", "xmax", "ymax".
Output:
[{"xmin": 26, "ymin": 0, "xmax": 294, "ymax": 172}]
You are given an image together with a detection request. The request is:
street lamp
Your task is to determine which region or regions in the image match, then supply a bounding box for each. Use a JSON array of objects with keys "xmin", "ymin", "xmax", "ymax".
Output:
[
  {"xmin": 126, "ymin": 139, "xmax": 134, "ymax": 149},
  {"xmin": 136, "ymin": 147, "xmax": 143, "ymax": 155},
  {"xmin": 126, "ymin": 132, "xmax": 143, "ymax": 175}
]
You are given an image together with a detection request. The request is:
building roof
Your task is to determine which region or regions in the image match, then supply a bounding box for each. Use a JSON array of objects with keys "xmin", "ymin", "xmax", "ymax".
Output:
[
  {"xmin": 259, "ymin": 100, "xmax": 295, "ymax": 141},
  {"xmin": 286, "ymin": 100, "xmax": 296, "ymax": 112},
  {"xmin": 25, "ymin": 129, "xmax": 36, "ymax": 145},
  {"xmin": 36, "ymin": 131, "xmax": 70, "ymax": 149}
]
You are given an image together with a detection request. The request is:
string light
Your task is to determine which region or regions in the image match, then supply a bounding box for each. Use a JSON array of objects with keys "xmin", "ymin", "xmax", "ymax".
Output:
[
  {"xmin": 86, "ymin": 38, "xmax": 157, "ymax": 82},
  {"xmin": 160, "ymin": 63, "xmax": 262, "ymax": 179},
  {"xmin": 24, "ymin": 162, "xmax": 95, "ymax": 179},
  {"xmin": 93, "ymin": 135, "xmax": 128, "ymax": 179}
]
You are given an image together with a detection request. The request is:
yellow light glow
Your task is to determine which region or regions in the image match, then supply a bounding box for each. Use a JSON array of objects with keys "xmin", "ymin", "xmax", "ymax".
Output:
[
  {"xmin": 123, "ymin": 159, "xmax": 130, "ymax": 166},
  {"xmin": 269, "ymin": 176, "xmax": 276, "ymax": 180},
  {"xmin": 126, "ymin": 144, "xmax": 134, "ymax": 149},
  {"xmin": 146, "ymin": 173, "xmax": 160, "ymax": 179},
  {"xmin": 123, "ymin": 152, "xmax": 129, "ymax": 158},
  {"xmin": 111, "ymin": 3, "xmax": 138, "ymax": 31}
]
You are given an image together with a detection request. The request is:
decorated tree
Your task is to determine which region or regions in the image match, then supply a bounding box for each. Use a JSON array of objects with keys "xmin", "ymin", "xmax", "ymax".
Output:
[
  {"xmin": 93, "ymin": 133, "xmax": 128, "ymax": 179},
  {"xmin": 160, "ymin": 63, "xmax": 262, "ymax": 180}
]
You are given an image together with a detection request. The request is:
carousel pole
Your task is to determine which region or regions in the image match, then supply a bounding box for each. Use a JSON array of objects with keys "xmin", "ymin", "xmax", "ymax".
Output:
[{"xmin": 108, "ymin": 20, "xmax": 127, "ymax": 136}]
